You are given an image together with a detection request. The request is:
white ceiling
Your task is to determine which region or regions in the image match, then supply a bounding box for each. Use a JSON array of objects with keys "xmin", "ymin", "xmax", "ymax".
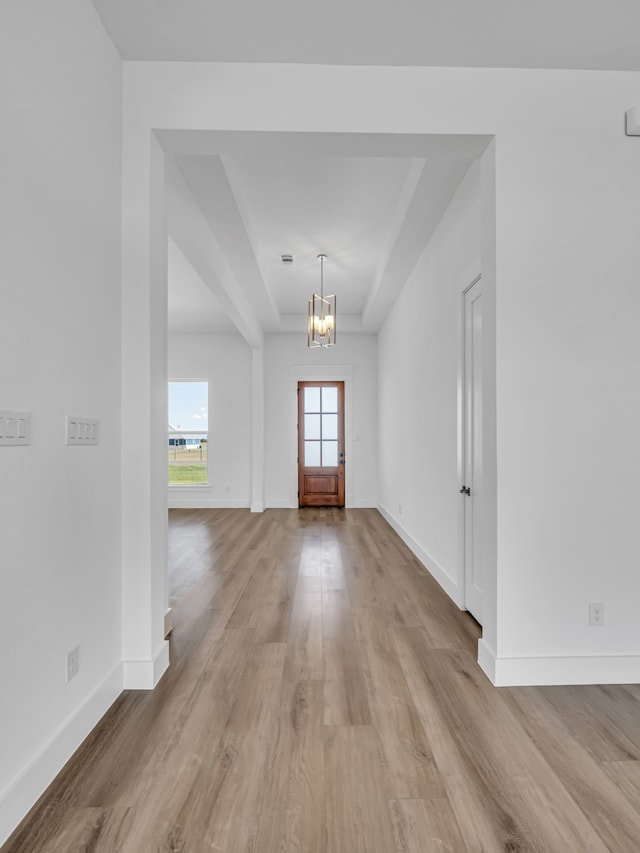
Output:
[
  {"xmin": 173, "ymin": 152, "xmax": 473, "ymax": 334},
  {"xmin": 107, "ymin": 1, "xmax": 638, "ymax": 339},
  {"xmin": 168, "ymin": 238, "xmax": 237, "ymax": 335},
  {"xmin": 165, "ymin": 133, "xmax": 485, "ymax": 338},
  {"xmin": 92, "ymin": 0, "xmax": 640, "ymax": 71},
  {"xmin": 215, "ymin": 153, "xmax": 415, "ymax": 318}
]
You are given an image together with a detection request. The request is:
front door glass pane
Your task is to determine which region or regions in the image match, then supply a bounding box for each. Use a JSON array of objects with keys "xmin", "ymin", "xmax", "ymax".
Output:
[
  {"xmin": 322, "ymin": 441, "xmax": 338, "ymax": 467},
  {"xmin": 304, "ymin": 387, "xmax": 321, "ymax": 413},
  {"xmin": 305, "ymin": 414, "xmax": 321, "ymax": 440},
  {"xmin": 322, "ymin": 413, "xmax": 338, "ymax": 440},
  {"xmin": 321, "ymin": 386, "xmax": 338, "ymax": 412},
  {"xmin": 305, "ymin": 441, "xmax": 321, "ymax": 466}
]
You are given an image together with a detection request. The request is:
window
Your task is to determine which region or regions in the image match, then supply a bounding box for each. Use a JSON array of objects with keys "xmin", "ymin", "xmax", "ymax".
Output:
[
  {"xmin": 303, "ymin": 384, "xmax": 339, "ymax": 467},
  {"xmin": 168, "ymin": 381, "xmax": 208, "ymax": 485}
]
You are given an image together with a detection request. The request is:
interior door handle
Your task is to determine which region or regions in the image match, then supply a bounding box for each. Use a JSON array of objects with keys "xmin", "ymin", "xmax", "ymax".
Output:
[{"xmin": 460, "ymin": 486, "xmax": 470, "ymax": 496}]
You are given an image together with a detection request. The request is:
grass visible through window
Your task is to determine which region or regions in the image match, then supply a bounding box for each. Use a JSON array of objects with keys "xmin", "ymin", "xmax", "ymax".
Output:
[{"xmin": 168, "ymin": 445, "xmax": 208, "ymax": 485}]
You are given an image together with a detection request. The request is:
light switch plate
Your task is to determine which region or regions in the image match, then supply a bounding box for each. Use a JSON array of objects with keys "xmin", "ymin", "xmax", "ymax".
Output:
[
  {"xmin": 626, "ymin": 105, "xmax": 640, "ymax": 136},
  {"xmin": 0, "ymin": 410, "xmax": 31, "ymax": 445},
  {"xmin": 66, "ymin": 416, "xmax": 99, "ymax": 445}
]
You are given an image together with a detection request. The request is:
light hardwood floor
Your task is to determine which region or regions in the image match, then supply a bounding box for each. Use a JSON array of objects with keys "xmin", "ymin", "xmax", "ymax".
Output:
[{"xmin": 5, "ymin": 508, "xmax": 640, "ymax": 852}]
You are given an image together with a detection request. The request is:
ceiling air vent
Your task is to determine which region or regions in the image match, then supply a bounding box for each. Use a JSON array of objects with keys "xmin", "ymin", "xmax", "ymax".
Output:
[{"xmin": 280, "ymin": 254, "xmax": 294, "ymax": 265}]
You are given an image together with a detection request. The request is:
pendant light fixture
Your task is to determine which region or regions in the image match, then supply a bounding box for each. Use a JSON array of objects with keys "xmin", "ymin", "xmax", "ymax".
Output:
[{"xmin": 307, "ymin": 254, "xmax": 336, "ymax": 348}]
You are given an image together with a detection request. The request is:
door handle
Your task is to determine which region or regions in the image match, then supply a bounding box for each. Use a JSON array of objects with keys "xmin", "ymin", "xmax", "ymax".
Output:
[{"xmin": 460, "ymin": 486, "xmax": 470, "ymax": 496}]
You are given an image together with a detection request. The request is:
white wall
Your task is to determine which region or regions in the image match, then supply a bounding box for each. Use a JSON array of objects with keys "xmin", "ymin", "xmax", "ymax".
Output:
[
  {"xmin": 378, "ymin": 159, "xmax": 483, "ymax": 605},
  {"xmin": 168, "ymin": 332, "xmax": 377, "ymax": 510},
  {"xmin": 122, "ymin": 60, "xmax": 640, "ymax": 694},
  {"xmin": 168, "ymin": 334, "xmax": 252, "ymax": 507},
  {"xmin": 493, "ymin": 98, "xmax": 640, "ymax": 685},
  {"xmin": 264, "ymin": 335, "xmax": 378, "ymax": 508},
  {"xmin": 0, "ymin": 1, "xmax": 122, "ymax": 843}
]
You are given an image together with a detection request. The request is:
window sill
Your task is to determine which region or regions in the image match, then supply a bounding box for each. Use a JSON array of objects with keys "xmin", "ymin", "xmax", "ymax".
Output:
[{"xmin": 168, "ymin": 484, "xmax": 211, "ymax": 490}]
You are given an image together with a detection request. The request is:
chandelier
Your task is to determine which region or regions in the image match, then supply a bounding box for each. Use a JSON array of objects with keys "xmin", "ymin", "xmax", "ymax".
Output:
[{"xmin": 307, "ymin": 254, "xmax": 336, "ymax": 348}]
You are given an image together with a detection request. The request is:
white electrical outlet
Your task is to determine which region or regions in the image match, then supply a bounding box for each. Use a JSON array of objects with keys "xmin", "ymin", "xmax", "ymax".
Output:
[
  {"xmin": 589, "ymin": 602, "xmax": 604, "ymax": 627},
  {"xmin": 66, "ymin": 646, "xmax": 80, "ymax": 681}
]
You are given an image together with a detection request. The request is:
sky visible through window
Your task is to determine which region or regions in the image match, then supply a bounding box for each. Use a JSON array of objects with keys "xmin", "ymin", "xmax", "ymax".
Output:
[{"xmin": 168, "ymin": 381, "xmax": 208, "ymax": 432}]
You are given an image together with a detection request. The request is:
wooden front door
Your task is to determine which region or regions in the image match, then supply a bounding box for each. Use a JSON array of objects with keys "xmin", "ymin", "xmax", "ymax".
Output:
[{"xmin": 298, "ymin": 381, "xmax": 345, "ymax": 507}]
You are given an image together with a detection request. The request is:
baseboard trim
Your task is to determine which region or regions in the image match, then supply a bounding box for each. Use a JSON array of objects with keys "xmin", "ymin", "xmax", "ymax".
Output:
[
  {"xmin": 250, "ymin": 502, "xmax": 265, "ymax": 513},
  {"xmin": 477, "ymin": 638, "xmax": 497, "ymax": 684},
  {"xmin": 168, "ymin": 497, "xmax": 249, "ymax": 509},
  {"xmin": 0, "ymin": 662, "xmax": 123, "ymax": 847},
  {"xmin": 377, "ymin": 504, "xmax": 463, "ymax": 608},
  {"xmin": 122, "ymin": 640, "xmax": 170, "ymax": 690},
  {"xmin": 164, "ymin": 608, "xmax": 173, "ymax": 638},
  {"xmin": 479, "ymin": 642, "xmax": 640, "ymax": 686}
]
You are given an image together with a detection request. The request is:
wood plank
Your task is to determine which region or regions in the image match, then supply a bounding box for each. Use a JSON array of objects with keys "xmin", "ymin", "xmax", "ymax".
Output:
[
  {"xmin": 356, "ymin": 554, "xmax": 424, "ymax": 628},
  {"xmin": 389, "ymin": 798, "xmax": 467, "ymax": 853},
  {"xmin": 226, "ymin": 555, "xmax": 278, "ymax": 629},
  {"xmin": 197, "ymin": 729, "xmax": 273, "ymax": 853},
  {"xmin": 354, "ymin": 606, "xmax": 445, "ymax": 798},
  {"xmin": 393, "ymin": 627, "xmax": 611, "ymax": 853},
  {"xmin": 40, "ymin": 807, "xmax": 132, "ymax": 853},
  {"xmin": 117, "ymin": 717, "xmax": 229, "ymax": 852},
  {"xmin": 252, "ymin": 559, "xmax": 297, "ymax": 643},
  {"xmin": 208, "ymin": 550, "xmax": 261, "ymax": 611},
  {"xmin": 283, "ymin": 584, "xmax": 323, "ymax": 682},
  {"xmin": 253, "ymin": 599, "xmax": 294, "ymax": 644},
  {"xmin": 254, "ymin": 681, "xmax": 325, "ymax": 853},
  {"xmin": 116, "ymin": 633, "xmax": 271, "ymax": 849},
  {"xmin": 298, "ymin": 530, "xmax": 323, "ymax": 576},
  {"xmin": 602, "ymin": 760, "xmax": 640, "ymax": 808},
  {"xmin": 226, "ymin": 642, "xmax": 287, "ymax": 732},
  {"xmin": 341, "ymin": 552, "xmax": 385, "ymax": 609},
  {"xmin": 324, "ymin": 726, "xmax": 397, "ymax": 853},
  {"xmin": 170, "ymin": 569, "xmax": 227, "ymax": 632},
  {"xmin": 82, "ymin": 610, "xmax": 241, "ymax": 808},
  {"xmin": 320, "ymin": 537, "xmax": 346, "ymax": 591},
  {"xmin": 501, "ymin": 686, "xmax": 640, "ymax": 852},
  {"xmin": 538, "ymin": 683, "xmax": 640, "ymax": 762},
  {"xmin": 322, "ymin": 590, "xmax": 371, "ymax": 725},
  {"xmin": 102, "ymin": 628, "xmax": 253, "ymax": 847}
]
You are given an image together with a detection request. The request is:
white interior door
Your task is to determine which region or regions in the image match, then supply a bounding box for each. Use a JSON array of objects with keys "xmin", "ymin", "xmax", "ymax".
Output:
[{"xmin": 462, "ymin": 276, "xmax": 484, "ymax": 623}]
